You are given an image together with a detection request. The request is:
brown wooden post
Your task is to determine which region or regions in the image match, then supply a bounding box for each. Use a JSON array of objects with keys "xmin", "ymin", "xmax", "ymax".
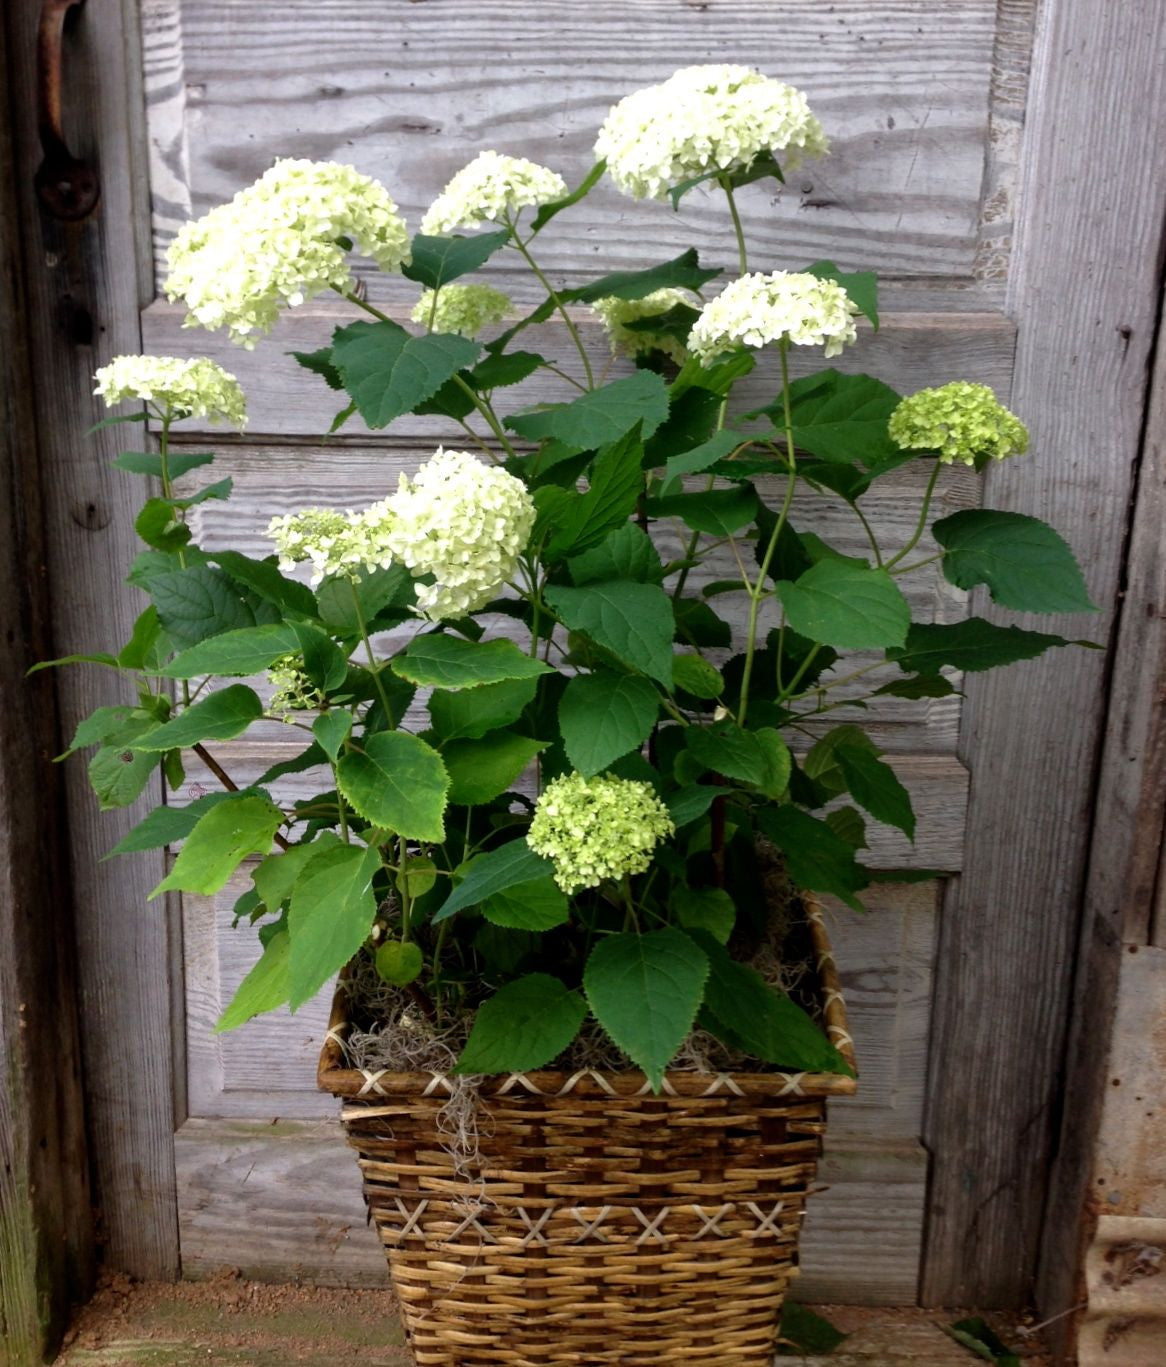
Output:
[
  {"xmin": 0, "ymin": 0, "xmax": 180, "ymax": 1278},
  {"xmin": 921, "ymin": 0, "xmax": 1166, "ymax": 1307},
  {"xmin": 0, "ymin": 14, "xmax": 95, "ymax": 1362}
]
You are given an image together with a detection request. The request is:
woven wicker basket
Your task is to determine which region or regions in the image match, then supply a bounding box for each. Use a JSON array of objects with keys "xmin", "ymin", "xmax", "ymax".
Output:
[{"xmin": 318, "ymin": 896, "xmax": 856, "ymax": 1367}]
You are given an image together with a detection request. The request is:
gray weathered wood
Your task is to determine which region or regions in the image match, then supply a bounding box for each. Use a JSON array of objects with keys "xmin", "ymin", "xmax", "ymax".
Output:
[
  {"xmin": 3, "ymin": 0, "xmax": 180, "ymax": 1276},
  {"xmin": 1035, "ymin": 284, "xmax": 1166, "ymax": 1350},
  {"xmin": 921, "ymin": 0, "xmax": 1166, "ymax": 1308},
  {"xmin": 142, "ymin": 302, "xmax": 1016, "ymax": 439},
  {"xmin": 0, "ymin": 17, "xmax": 95, "ymax": 1356},
  {"xmin": 174, "ymin": 1120, "xmax": 925, "ymax": 1305},
  {"xmin": 143, "ymin": 0, "xmax": 999, "ymax": 286}
]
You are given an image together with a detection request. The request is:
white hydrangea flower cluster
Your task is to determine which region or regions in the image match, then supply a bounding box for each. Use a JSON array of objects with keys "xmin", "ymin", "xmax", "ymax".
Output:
[
  {"xmin": 165, "ymin": 159, "xmax": 410, "ymax": 346},
  {"xmin": 377, "ymin": 448, "xmax": 535, "ymax": 620},
  {"xmin": 94, "ymin": 354, "xmax": 247, "ymax": 428},
  {"xmin": 527, "ymin": 773, "xmax": 676, "ymax": 895},
  {"xmin": 420, "ymin": 151, "xmax": 567, "ymax": 235},
  {"xmin": 267, "ymin": 656, "xmax": 325, "ymax": 717},
  {"xmin": 265, "ymin": 507, "xmax": 378, "ymax": 586},
  {"xmin": 687, "ymin": 271, "xmax": 859, "ymax": 364},
  {"xmin": 410, "ymin": 283, "xmax": 512, "ymax": 337},
  {"xmin": 589, "ymin": 288, "xmax": 697, "ymax": 365},
  {"xmin": 595, "ymin": 64, "xmax": 828, "ymax": 200},
  {"xmin": 888, "ymin": 382, "xmax": 1030, "ymax": 466}
]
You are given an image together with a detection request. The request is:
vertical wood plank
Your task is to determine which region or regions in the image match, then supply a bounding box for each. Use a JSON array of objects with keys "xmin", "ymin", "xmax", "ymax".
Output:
[
  {"xmin": 0, "ymin": 17, "xmax": 95, "ymax": 1357},
  {"xmin": 1, "ymin": 0, "xmax": 180, "ymax": 1276},
  {"xmin": 921, "ymin": 0, "xmax": 1166, "ymax": 1307},
  {"xmin": 1035, "ymin": 286, "xmax": 1166, "ymax": 1352}
]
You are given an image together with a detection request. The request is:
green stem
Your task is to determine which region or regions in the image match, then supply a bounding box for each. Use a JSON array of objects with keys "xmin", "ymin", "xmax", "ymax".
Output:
[
  {"xmin": 853, "ymin": 502, "xmax": 884, "ymax": 567},
  {"xmin": 722, "ymin": 181, "xmax": 749, "ymax": 276},
  {"xmin": 777, "ymin": 643, "xmax": 823, "ymax": 704},
  {"xmin": 509, "ymin": 226, "xmax": 595, "ymax": 389},
  {"xmin": 885, "ymin": 462, "xmax": 942, "ymax": 568},
  {"xmin": 891, "ymin": 552, "xmax": 943, "ymax": 576},
  {"xmin": 333, "ymin": 766, "xmax": 350, "ymax": 843},
  {"xmin": 348, "ymin": 579, "xmax": 395, "ymax": 724},
  {"xmin": 738, "ymin": 339, "xmax": 797, "ymax": 727},
  {"xmin": 449, "ymin": 374, "xmax": 521, "ymax": 460},
  {"xmin": 398, "ymin": 836, "xmax": 413, "ymax": 941}
]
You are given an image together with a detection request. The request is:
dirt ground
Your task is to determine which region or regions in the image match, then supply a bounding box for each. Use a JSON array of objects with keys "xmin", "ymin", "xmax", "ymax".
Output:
[{"xmin": 51, "ymin": 1270, "xmax": 1053, "ymax": 1367}]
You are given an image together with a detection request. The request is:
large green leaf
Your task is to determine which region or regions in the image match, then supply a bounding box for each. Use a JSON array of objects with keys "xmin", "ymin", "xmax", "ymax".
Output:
[
  {"xmin": 442, "ymin": 732, "xmax": 546, "ymax": 805},
  {"xmin": 544, "ymin": 427, "xmax": 645, "ymax": 559},
  {"xmin": 316, "ymin": 564, "xmax": 414, "ymax": 633},
  {"xmin": 662, "ymin": 429, "xmax": 743, "ymax": 481},
  {"xmin": 558, "ymin": 672, "xmax": 660, "ymax": 777},
  {"xmin": 455, "ymin": 974, "xmax": 588, "ymax": 1074},
  {"xmin": 429, "ymin": 676, "xmax": 539, "ymax": 741},
  {"xmin": 135, "ymin": 685, "xmax": 263, "ymax": 751},
  {"xmin": 287, "ymin": 842, "xmax": 381, "ymax": 1008},
  {"xmin": 481, "ymin": 877, "xmax": 569, "ymax": 931},
  {"xmin": 337, "ymin": 732, "xmax": 448, "ymax": 841},
  {"xmin": 150, "ymin": 566, "xmax": 255, "ymax": 647},
  {"xmin": 566, "ymin": 249, "xmax": 721, "ymax": 305},
  {"xmin": 803, "ymin": 260, "xmax": 880, "ymax": 329},
  {"xmin": 88, "ymin": 714, "xmax": 163, "ymax": 810},
  {"xmin": 693, "ymin": 930, "xmax": 853, "ymax": 1073},
  {"xmin": 777, "ymin": 1303, "xmax": 849, "ymax": 1357},
  {"xmin": 114, "ymin": 449, "xmax": 214, "ymax": 479},
  {"xmin": 785, "ymin": 370, "xmax": 900, "ymax": 465},
  {"xmin": 211, "ymin": 551, "xmax": 318, "ymax": 620},
  {"xmin": 529, "ymin": 160, "xmax": 606, "ymax": 233},
  {"xmin": 887, "ymin": 619, "xmax": 1094, "ymax": 674},
  {"xmin": 253, "ymin": 832, "xmax": 341, "ymax": 911},
  {"xmin": 162, "ymin": 623, "xmax": 301, "ymax": 678},
  {"xmin": 568, "ymin": 523, "xmax": 663, "ymax": 586},
  {"xmin": 433, "ymin": 839, "xmax": 554, "ymax": 923},
  {"xmin": 584, "ymin": 929, "xmax": 709, "ymax": 1091},
  {"xmin": 392, "ymin": 635, "xmax": 553, "ymax": 690},
  {"xmin": 331, "ymin": 320, "xmax": 480, "ymax": 429},
  {"xmin": 670, "ymin": 885, "xmax": 736, "ymax": 944},
  {"xmin": 215, "ymin": 930, "xmax": 291, "ymax": 1031},
  {"xmin": 507, "ymin": 371, "xmax": 670, "ymax": 448},
  {"xmin": 834, "ymin": 738, "xmax": 916, "ymax": 839},
  {"xmin": 685, "ymin": 721, "xmax": 768, "ymax": 785},
  {"xmin": 647, "ymin": 484, "xmax": 760, "ymax": 535},
  {"xmin": 545, "ymin": 580, "xmax": 674, "ymax": 686},
  {"xmin": 152, "ymin": 794, "xmax": 284, "ymax": 898},
  {"xmin": 104, "ymin": 791, "xmax": 236, "ymax": 857},
  {"xmin": 778, "ymin": 561, "xmax": 910, "ymax": 650},
  {"xmin": 933, "ymin": 509, "xmax": 1095, "ymax": 613},
  {"xmin": 401, "ymin": 230, "xmax": 510, "ymax": 289},
  {"xmin": 758, "ymin": 806, "xmax": 869, "ymax": 912}
]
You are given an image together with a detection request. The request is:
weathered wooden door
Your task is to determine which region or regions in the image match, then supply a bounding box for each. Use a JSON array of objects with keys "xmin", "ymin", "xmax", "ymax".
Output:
[{"xmin": 12, "ymin": 0, "xmax": 1165, "ymax": 1318}]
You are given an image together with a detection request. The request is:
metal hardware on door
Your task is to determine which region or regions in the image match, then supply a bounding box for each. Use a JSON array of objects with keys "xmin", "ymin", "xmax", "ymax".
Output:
[{"xmin": 35, "ymin": 0, "xmax": 100, "ymax": 220}]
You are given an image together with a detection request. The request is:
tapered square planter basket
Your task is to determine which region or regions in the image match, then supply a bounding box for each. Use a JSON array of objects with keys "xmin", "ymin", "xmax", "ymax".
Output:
[{"xmin": 318, "ymin": 894, "xmax": 855, "ymax": 1367}]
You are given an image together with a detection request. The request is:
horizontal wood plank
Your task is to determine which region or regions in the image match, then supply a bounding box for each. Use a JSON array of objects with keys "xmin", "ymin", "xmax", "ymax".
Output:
[
  {"xmin": 144, "ymin": 0, "xmax": 997, "ymax": 284},
  {"xmin": 143, "ymin": 301, "xmax": 1016, "ymax": 439},
  {"xmin": 174, "ymin": 1119, "xmax": 924, "ymax": 1305}
]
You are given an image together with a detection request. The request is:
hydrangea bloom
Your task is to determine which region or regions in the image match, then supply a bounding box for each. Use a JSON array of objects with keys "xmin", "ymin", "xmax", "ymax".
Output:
[
  {"xmin": 378, "ymin": 448, "xmax": 535, "ymax": 620},
  {"xmin": 527, "ymin": 773, "xmax": 676, "ymax": 894},
  {"xmin": 420, "ymin": 151, "xmax": 566, "ymax": 235},
  {"xmin": 888, "ymin": 382, "xmax": 1029, "ymax": 466},
  {"xmin": 94, "ymin": 355, "xmax": 246, "ymax": 428},
  {"xmin": 265, "ymin": 507, "xmax": 378, "ymax": 586},
  {"xmin": 589, "ymin": 288, "xmax": 697, "ymax": 365},
  {"xmin": 687, "ymin": 271, "xmax": 858, "ymax": 364},
  {"xmin": 165, "ymin": 159, "xmax": 410, "ymax": 345},
  {"xmin": 267, "ymin": 657, "xmax": 325, "ymax": 716},
  {"xmin": 410, "ymin": 283, "xmax": 512, "ymax": 337},
  {"xmin": 595, "ymin": 64, "xmax": 828, "ymax": 200}
]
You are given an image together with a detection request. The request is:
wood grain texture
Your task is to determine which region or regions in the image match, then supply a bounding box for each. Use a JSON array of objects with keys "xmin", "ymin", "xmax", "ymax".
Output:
[
  {"xmin": 1035, "ymin": 288, "xmax": 1166, "ymax": 1346},
  {"xmin": 174, "ymin": 1120, "xmax": 924, "ymax": 1306},
  {"xmin": 143, "ymin": 302, "xmax": 1017, "ymax": 439},
  {"xmin": 921, "ymin": 0, "xmax": 1166, "ymax": 1309},
  {"xmin": 0, "ymin": 17, "xmax": 95, "ymax": 1354},
  {"xmin": 3, "ymin": 0, "xmax": 180, "ymax": 1276},
  {"xmin": 143, "ymin": 0, "xmax": 998, "ymax": 285}
]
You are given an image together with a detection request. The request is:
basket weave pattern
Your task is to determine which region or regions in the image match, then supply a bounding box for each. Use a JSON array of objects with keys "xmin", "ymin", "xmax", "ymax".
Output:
[{"xmin": 319, "ymin": 901, "xmax": 856, "ymax": 1366}]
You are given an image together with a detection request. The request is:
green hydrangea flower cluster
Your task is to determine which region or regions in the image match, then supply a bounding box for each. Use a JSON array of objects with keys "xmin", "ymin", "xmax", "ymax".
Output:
[
  {"xmin": 420, "ymin": 151, "xmax": 566, "ymax": 235},
  {"xmin": 410, "ymin": 283, "xmax": 512, "ymax": 337},
  {"xmin": 267, "ymin": 656, "xmax": 325, "ymax": 716},
  {"xmin": 688, "ymin": 271, "xmax": 858, "ymax": 364},
  {"xmin": 590, "ymin": 288, "xmax": 696, "ymax": 365},
  {"xmin": 888, "ymin": 381, "xmax": 1029, "ymax": 465},
  {"xmin": 93, "ymin": 354, "xmax": 246, "ymax": 428},
  {"xmin": 526, "ymin": 773, "xmax": 676, "ymax": 894}
]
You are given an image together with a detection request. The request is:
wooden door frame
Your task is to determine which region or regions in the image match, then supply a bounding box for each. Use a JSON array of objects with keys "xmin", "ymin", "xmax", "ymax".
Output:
[
  {"xmin": 1, "ymin": 0, "xmax": 180, "ymax": 1300},
  {"xmin": 4, "ymin": 0, "xmax": 1166, "ymax": 1329}
]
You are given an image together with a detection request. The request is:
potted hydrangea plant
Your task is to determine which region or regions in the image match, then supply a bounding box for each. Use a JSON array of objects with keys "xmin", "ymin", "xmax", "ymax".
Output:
[{"xmin": 55, "ymin": 64, "xmax": 1095, "ymax": 1366}]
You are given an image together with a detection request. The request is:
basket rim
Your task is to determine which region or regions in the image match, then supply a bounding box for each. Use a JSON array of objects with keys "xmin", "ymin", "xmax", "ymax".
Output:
[{"xmin": 317, "ymin": 891, "xmax": 857, "ymax": 1100}]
